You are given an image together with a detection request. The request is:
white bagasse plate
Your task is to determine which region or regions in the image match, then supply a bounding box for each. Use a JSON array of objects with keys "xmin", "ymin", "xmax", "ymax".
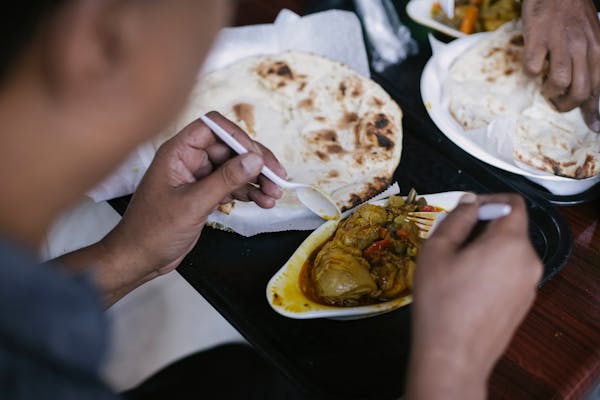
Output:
[
  {"xmin": 420, "ymin": 34, "xmax": 600, "ymax": 196},
  {"xmin": 266, "ymin": 191, "xmax": 466, "ymax": 321},
  {"xmin": 406, "ymin": 0, "xmax": 466, "ymax": 38}
]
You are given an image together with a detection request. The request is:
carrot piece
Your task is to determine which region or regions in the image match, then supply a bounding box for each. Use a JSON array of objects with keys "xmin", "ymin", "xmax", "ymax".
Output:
[
  {"xmin": 396, "ymin": 229, "xmax": 410, "ymax": 240},
  {"xmin": 431, "ymin": 2, "xmax": 441, "ymax": 11},
  {"xmin": 459, "ymin": 6, "xmax": 479, "ymax": 34},
  {"xmin": 364, "ymin": 239, "xmax": 391, "ymax": 258}
]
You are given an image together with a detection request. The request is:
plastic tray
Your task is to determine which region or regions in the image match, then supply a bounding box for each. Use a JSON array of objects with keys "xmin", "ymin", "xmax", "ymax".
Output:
[{"xmin": 109, "ymin": 115, "xmax": 573, "ymax": 400}]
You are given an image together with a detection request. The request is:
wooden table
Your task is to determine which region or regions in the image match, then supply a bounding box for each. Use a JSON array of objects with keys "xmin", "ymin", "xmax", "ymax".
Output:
[
  {"xmin": 233, "ymin": 1, "xmax": 600, "ymax": 398},
  {"xmin": 491, "ymin": 202, "xmax": 600, "ymax": 399}
]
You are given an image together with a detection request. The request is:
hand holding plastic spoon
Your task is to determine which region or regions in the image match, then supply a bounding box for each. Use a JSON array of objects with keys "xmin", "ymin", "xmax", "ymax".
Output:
[{"xmin": 200, "ymin": 114, "xmax": 341, "ymax": 221}]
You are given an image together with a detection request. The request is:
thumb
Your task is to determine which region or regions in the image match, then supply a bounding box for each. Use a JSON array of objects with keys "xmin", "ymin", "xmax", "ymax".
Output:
[
  {"xmin": 189, "ymin": 152, "xmax": 264, "ymax": 211},
  {"xmin": 582, "ymin": 93, "xmax": 600, "ymax": 133}
]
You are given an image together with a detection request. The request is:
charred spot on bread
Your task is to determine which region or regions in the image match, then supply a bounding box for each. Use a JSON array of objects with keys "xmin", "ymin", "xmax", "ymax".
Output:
[
  {"xmin": 366, "ymin": 114, "xmax": 395, "ymax": 150},
  {"xmin": 277, "ymin": 64, "xmax": 293, "ymax": 77},
  {"xmin": 218, "ymin": 202, "xmax": 235, "ymax": 215},
  {"xmin": 371, "ymin": 97, "xmax": 384, "ymax": 107},
  {"xmin": 375, "ymin": 134, "xmax": 394, "ymax": 149},
  {"xmin": 575, "ymin": 154, "xmax": 596, "ymax": 178},
  {"xmin": 375, "ymin": 115, "xmax": 390, "ymax": 129},
  {"xmin": 350, "ymin": 194, "xmax": 362, "ymax": 207},
  {"xmin": 298, "ymin": 98, "xmax": 314, "ymax": 110},
  {"xmin": 542, "ymin": 156, "xmax": 562, "ymax": 175},
  {"xmin": 339, "ymin": 82, "xmax": 347, "ymax": 97},
  {"xmin": 310, "ymin": 129, "xmax": 338, "ymax": 143},
  {"xmin": 316, "ymin": 151, "xmax": 330, "ymax": 161},
  {"xmin": 255, "ymin": 60, "xmax": 299, "ymax": 90},
  {"xmin": 232, "ymin": 103, "xmax": 256, "ymax": 136},
  {"xmin": 326, "ymin": 144, "xmax": 345, "ymax": 154},
  {"xmin": 509, "ymin": 35, "xmax": 524, "ymax": 46},
  {"xmin": 339, "ymin": 112, "xmax": 359, "ymax": 129}
]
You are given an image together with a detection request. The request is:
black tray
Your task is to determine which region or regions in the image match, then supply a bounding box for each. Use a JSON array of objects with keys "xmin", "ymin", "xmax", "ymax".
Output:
[{"xmin": 109, "ymin": 119, "xmax": 572, "ymax": 400}]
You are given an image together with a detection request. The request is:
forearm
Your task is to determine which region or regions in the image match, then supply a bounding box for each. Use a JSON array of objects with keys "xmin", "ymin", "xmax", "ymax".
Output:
[
  {"xmin": 54, "ymin": 238, "xmax": 157, "ymax": 307},
  {"xmin": 406, "ymin": 344, "xmax": 488, "ymax": 400}
]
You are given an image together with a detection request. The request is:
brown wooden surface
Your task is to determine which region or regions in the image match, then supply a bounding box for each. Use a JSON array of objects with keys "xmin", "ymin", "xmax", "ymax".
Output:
[
  {"xmin": 235, "ymin": 2, "xmax": 600, "ymax": 399},
  {"xmin": 490, "ymin": 202, "xmax": 600, "ymax": 399}
]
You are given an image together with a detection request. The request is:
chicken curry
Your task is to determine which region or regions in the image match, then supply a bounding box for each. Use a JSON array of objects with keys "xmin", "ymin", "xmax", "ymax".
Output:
[{"xmin": 300, "ymin": 192, "xmax": 439, "ymax": 307}]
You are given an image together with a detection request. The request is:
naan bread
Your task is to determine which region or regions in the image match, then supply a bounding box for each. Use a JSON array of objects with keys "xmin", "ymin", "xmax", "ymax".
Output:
[
  {"xmin": 447, "ymin": 21, "xmax": 600, "ymax": 178},
  {"xmin": 161, "ymin": 51, "xmax": 403, "ymax": 212},
  {"xmin": 447, "ymin": 21, "xmax": 537, "ymax": 130},
  {"xmin": 514, "ymin": 93, "xmax": 600, "ymax": 178}
]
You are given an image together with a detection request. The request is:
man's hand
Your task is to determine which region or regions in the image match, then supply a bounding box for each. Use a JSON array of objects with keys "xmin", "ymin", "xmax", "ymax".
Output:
[
  {"xmin": 407, "ymin": 193, "xmax": 542, "ymax": 400},
  {"xmin": 94, "ymin": 112, "xmax": 285, "ymax": 304},
  {"xmin": 523, "ymin": 0, "xmax": 600, "ymax": 132}
]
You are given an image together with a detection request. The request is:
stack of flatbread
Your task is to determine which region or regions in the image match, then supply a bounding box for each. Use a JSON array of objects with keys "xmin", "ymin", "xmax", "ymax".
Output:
[
  {"xmin": 447, "ymin": 21, "xmax": 600, "ymax": 179},
  {"xmin": 158, "ymin": 51, "xmax": 403, "ymax": 231}
]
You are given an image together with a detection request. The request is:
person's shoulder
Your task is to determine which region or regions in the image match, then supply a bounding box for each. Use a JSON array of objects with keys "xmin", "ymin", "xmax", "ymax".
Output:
[{"xmin": 0, "ymin": 237, "xmax": 115, "ymax": 399}]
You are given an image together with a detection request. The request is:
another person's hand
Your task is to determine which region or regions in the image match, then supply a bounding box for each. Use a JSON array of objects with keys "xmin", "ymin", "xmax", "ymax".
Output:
[
  {"xmin": 522, "ymin": 0, "xmax": 600, "ymax": 131},
  {"xmin": 407, "ymin": 193, "xmax": 542, "ymax": 400},
  {"xmin": 98, "ymin": 112, "xmax": 285, "ymax": 302}
]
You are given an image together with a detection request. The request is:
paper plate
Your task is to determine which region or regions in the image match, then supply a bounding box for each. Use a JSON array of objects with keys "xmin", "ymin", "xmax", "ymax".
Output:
[
  {"xmin": 266, "ymin": 191, "xmax": 466, "ymax": 321},
  {"xmin": 420, "ymin": 34, "xmax": 600, "ymax": 196}
]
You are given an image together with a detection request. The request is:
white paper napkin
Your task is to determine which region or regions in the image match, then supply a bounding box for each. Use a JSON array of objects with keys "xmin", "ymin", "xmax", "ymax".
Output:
[{"xmin": 87, "ymin": 9, "xmax": 403, "ymax": 236}]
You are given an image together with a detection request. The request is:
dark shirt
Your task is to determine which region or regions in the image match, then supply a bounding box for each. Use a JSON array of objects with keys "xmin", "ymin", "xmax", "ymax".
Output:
[{"xmin": 0, "ymin": 239, "xmax": 116, "ymax": 399}]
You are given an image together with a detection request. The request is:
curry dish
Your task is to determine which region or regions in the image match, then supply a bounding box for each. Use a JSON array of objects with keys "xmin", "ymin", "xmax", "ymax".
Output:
[
  {"xmin": 300, "ymin": 192, "xmax": 439, "ymax": 307},
  {"xmin": 431, "ymin": 0, "xmax": 521, "ymax": 34}
]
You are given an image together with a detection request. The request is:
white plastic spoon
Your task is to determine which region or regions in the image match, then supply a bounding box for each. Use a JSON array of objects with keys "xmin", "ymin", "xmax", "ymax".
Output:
[{"xmin": 200, "ymin": 115, "xmax": 341, "ymax": 221}]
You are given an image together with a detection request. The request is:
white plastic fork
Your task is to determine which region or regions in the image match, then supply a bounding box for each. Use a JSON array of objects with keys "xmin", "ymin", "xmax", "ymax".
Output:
[{"xmin": 407, "ymin": 203, "xmax": 513, "ymax": 238}]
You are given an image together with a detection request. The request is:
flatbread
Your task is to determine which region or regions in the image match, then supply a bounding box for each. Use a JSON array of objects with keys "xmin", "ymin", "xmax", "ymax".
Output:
[
  {"xmin": 160, "ymin": 51, "xmax": 403, "ymax": 213},
  {"xmin": 447, "ymin": 21, "xmax": 537, "ymax": 130},
  {"xmin": 447, "ymin": 21, "xmax": 600, "ymax": 179},
  {"xmin": 514, "ymin": 93, "xmax": 600, "ymax": 178}
]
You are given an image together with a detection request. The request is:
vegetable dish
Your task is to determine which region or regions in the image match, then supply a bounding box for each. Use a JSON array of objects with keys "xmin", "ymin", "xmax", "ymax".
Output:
[
  {"xmin": 300, "ymin": 191, "xmax": 441, "ymax": 307},
  {"xmin": 431, "ymin": 0, "xmax": 521, "ymax": 34}
]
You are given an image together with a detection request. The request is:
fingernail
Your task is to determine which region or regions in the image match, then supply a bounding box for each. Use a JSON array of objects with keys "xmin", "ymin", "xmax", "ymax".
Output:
[
  {"xmin": 459, "ymin": 193, "xmax": 477, "ymax": 204},
  {"xmin": 592, "ymin": 120, "xmax": 600, "ymax": 133},
  {"xmin": 241, "ymin": 153, "xmax": 263, "ymax": 175}
]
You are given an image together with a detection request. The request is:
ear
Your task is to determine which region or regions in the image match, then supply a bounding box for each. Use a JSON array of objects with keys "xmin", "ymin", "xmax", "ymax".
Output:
[{"xmin": 41, "ymin": 0, "xmax": 136, "ymax": 100}]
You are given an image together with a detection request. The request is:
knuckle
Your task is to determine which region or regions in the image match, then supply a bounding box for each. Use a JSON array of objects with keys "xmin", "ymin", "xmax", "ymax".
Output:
[
  {"xmin": 552, "ymin": 98, "xmax": 572, "ymax": 112},
  {"xmin": 527, "ymin": 258, "xmax": 544, "ymax": 284},
  {"xmin": 550, "ymin": 70, "xmax": 571, "ymax": 89},
  {"xmin": 573, "ymin": 89, "xmax": 592, "ymax": 104},
  {"xmin": 220, "ymin": 163, "xmax": 240, "ymax": 188},
  {"xmin": 205, "ymin": 110, "xmax": 222, "ymax": 120},
  {"xmin": 590, "ymin": 39, "xmax": 600, "ymax": 58},
  {"xmin": 506, "ymin": 194, "xmax": 526, "ymax": 213},
  {"xmin": 568, "ymin": 34, "xmax": 587, "ymax": 54}
]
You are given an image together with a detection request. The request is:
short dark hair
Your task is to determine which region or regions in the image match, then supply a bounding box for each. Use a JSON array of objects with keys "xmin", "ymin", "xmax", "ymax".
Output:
[{"xmin": 0, "ymin": 1, "xmax": 65, "ymax": 82}]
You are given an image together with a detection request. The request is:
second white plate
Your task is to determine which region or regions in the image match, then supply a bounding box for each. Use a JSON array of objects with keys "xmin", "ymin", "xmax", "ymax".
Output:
[{"xmin": 420, "ymin": 34, "xmax": 600, "ymax": 196}]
